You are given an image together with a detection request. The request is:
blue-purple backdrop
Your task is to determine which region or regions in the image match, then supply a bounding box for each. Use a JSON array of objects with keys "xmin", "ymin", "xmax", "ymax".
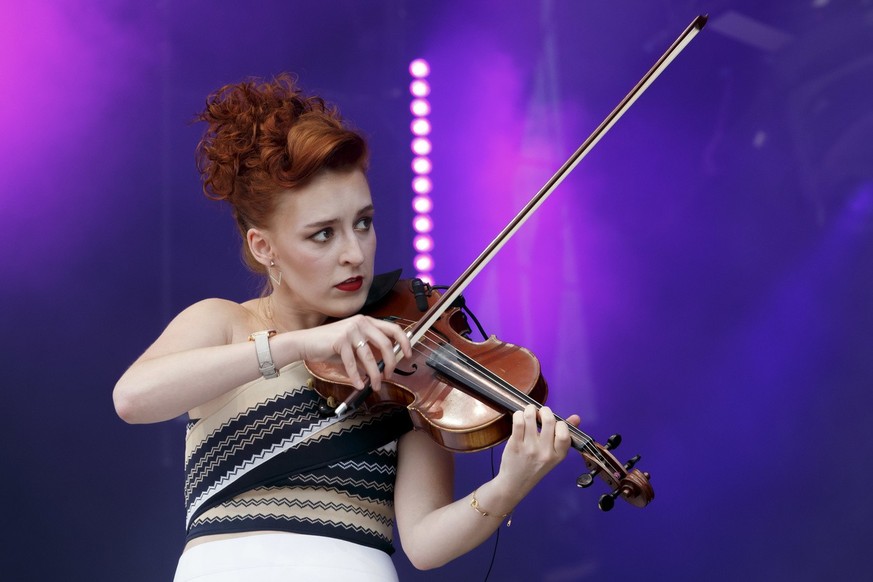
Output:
[{"xmin": 2, "ymin": 1, "xmax": 871, "ymax": 580}]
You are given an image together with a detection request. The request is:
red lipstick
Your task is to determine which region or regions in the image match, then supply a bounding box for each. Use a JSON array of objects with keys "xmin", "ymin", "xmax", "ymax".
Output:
[{"xmin": 335, "ymin": 276, "xmax": 363, "ymax": 292}]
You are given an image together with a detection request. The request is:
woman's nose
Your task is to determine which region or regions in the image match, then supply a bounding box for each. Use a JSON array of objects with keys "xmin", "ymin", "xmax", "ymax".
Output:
[{"xmin": 340, "ymin": 233, "xmax": 365, "ymax": 265}]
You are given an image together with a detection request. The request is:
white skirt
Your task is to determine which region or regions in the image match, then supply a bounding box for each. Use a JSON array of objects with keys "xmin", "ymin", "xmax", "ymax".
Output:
[{"xmin": 173, "ymin": 532, "xmax": 399, "ymax": 582}]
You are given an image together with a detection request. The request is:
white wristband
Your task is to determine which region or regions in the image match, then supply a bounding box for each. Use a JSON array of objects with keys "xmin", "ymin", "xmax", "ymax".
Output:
[{"xmin": 248, "ymin": 330, "xmax": 278, "ymax": 379}]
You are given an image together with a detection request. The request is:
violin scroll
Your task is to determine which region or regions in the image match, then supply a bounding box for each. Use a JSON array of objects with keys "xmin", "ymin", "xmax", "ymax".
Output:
[{"xmin": 573, "ymin": 432, "xmax": 654, "ymax": 511}]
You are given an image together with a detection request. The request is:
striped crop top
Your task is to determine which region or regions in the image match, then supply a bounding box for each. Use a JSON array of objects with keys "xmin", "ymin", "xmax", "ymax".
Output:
[{"xmin": 183, "ymin": 361, "xmax": 412, "ymax": 553}]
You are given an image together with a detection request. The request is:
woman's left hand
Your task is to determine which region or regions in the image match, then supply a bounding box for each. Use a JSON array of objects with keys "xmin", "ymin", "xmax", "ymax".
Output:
[{"xmin": 496, "ymin": 404, "xmax": 581, "ymax": 493}]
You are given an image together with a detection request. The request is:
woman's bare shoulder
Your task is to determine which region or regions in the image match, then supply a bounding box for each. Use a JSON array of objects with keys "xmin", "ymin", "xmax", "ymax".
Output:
[
  {"xmin": 138, "ymin": 297, "xmax": 260, "ymax": 361},
  {"xmin": 166, "ymin": 297, "xmax": 254, "ymax": 333},
  {"xmin": 181, "ymin": 297, "xmax": 253, "ymax": 319}
]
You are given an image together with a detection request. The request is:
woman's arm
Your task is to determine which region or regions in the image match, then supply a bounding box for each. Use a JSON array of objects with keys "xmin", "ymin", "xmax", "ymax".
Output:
[
  {"xmin": 113, "ymin": 300, "xmax": 412, "ymax": 424},
  {"xmin": 113, "ymin": 299, "xmax": 273, "ymax": 424},
  {"xmin": 394, "ymin": 404, "xmax": 580, "ymax": 570}
]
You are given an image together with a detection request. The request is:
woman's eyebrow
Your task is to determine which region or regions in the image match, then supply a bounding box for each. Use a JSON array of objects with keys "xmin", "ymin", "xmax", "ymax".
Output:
[{"xmin": 303, "ymin": 205, "xmax": 374, "ymax": 229}]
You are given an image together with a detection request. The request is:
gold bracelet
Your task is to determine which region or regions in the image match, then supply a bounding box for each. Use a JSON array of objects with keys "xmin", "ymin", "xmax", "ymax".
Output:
[{"xmin": 470, "ymin": 489, "xmax": 513, "ymax": 527}]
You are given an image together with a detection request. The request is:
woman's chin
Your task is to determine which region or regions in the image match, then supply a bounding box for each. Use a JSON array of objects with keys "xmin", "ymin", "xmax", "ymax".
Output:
[{"xmin": 324, "ymin": 295, "xmax": 368, "ymax": 319}]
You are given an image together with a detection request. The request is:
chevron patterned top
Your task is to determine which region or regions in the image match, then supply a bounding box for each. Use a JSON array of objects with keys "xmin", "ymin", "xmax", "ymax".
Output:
[{"xmin": 183, "ymin": 361, "xmax": 412, "ymax": 553}]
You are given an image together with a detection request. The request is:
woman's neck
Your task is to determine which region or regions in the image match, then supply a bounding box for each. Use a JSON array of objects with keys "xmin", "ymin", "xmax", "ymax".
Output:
[{"xmin": 257, "ymin": 293, "xmax": 328, "ymax": 332}]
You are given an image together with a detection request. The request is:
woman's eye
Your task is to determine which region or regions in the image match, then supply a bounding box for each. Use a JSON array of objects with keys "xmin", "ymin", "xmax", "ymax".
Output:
[
  {"xmin": 355, "ymin": 216, "xmax": 373, "ymax": 231},
  {"xmin": 311, "ymin": 228, "xmax": 333, "ymax": 242}
]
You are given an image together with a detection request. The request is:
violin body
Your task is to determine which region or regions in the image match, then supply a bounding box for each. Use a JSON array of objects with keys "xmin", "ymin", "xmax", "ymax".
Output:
[{"xmin": 306, "ymin": 278, "xmax": 548, "ymax": 453}]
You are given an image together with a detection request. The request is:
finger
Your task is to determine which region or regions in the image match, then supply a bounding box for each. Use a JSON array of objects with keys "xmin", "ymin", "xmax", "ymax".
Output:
[
  {"xmin": 554, "ymin": 419, "xmax": 572, "ymax": 455},
  {"xmin": 566, "ymin": 414, "xmax": 581, "ymax": 428},
  {"xmin": 523, "ymin": 404, "xmax": 539, "ymax": 437},
  {"xmin": 372, "ymin": 318, "xmax": 413, "ymax": 360},
  {"xmin": 509, "ymin": 409, "xmax": 525, "ymax": 445},
  {"xmin": 354, "ymin": 339, "xmax": 383, "ymax": 392},
  {"xmin": 392, "ymin": 322, "xmax": 413, "ymax": 359},
  {"xmin": 340, "ymin": 342, "xmax": 365, "ymax": 389},
  {"xmin": 538, "ymin": 405, "xmax": 557, "ymax": 439},
  {"xmin": 363, "ymin": 324, "xmax": 399, "ymax": 378}
]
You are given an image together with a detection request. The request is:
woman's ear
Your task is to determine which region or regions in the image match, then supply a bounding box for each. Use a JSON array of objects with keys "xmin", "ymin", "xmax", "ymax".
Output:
[{"xmin": 247, "ymin": 228, "xmax": 273, "ymax": 268}]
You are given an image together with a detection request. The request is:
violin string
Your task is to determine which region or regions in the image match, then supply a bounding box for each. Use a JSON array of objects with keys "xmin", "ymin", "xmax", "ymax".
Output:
[{"xmin": 389, "ymin": 317, "xmax": 607, "ymax": 464}]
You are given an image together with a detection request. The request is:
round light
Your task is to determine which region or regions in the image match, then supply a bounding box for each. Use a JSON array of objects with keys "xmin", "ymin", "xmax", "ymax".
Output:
[
  {"xmin": 410, "ymin": 79, "xmax": 431, "ymax": 98},
  {"xmin": 414, "ymin": 253, "xmax": 434, "ymax": 272},
  {"xmin": 411, "ymin": 156, "xmax": 432, "ymax": 175},
  {"xmin": 413, "ymin": 214, "xmax": 433, "ymax": 233},
  {"xmin": 410, "ymin": 118, "xmax": 431, "ymax": 136},
  {"xmin": 411, "ymin": 137, "xmax": 432, "ymax": 156},
  {"xmin": 410, "ymin": 98, "xmax": 431, "ymax": 117},
  {"xmin": 412, "ymin": 195, "xmax": 433, "ymax": 213},
  {"xmin": 415, "ymin": 273, "xmax": 434, "ymax": 286},
  {"xmin": 413, "ymin": 234, "xmax": 434, "ymax": 252},
  {"xmin": 412, "ymin": 176, "xmax": 432, "ymax": 195},
  {"xmin": 409, "ymin": 59, "xmax": 431, "ymax": 78}
]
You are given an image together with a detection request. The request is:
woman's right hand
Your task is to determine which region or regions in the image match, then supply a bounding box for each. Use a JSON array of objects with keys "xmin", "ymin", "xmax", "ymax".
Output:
[
  {"xmin": 114, "ymin": 304, "xmax": 412, "ymax": 424},
  {"xmin": 293, "ymin": 314, "xmax": 412, "ymax": 392}
]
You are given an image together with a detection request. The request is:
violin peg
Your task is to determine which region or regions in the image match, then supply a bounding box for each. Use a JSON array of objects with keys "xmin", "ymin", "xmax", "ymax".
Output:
[
  {"xmin": 624, "ymin": 454, "xmax": 641, "ymax": 471},
  {"xmin": 576, "ymin": 472, "xmax": 595, "ymax": 488},
  {"xmin": 598, "ymin": 489, "xmax": 622, "ymax": 512},
  {"xmin": 605, "ymin": 434, "xmax": 622, "ymax": 450}
]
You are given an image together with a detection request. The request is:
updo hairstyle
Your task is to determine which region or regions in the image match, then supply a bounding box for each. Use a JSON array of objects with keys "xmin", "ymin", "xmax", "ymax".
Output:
[{"xmin": 195, "ymin": 73, "xmax": 369, "ymax": 274}]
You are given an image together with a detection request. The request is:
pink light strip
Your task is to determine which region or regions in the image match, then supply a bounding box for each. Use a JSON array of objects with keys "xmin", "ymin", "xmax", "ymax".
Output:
[{"xmin": 409, "ymin": 58, "xmax": 433, "ymax": 285}]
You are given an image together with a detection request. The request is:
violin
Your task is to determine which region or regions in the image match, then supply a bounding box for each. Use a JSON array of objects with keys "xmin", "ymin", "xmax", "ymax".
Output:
[
  {"xmin": 307, "ymin": 14, "xmax": 708, "ymax": 510},
  {"xmin": 306, "ymin": 278, "xmax": 654, "ymax": 510}
]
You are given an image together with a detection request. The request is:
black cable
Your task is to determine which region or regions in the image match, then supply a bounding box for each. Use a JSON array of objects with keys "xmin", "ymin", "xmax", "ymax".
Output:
[
  {"xmin": 431, "ymin": 285, "xmax": 499, "ymax": 582},
  {"xmin": 430, "ymin": 286, "xmax": 488, "ymax": 340},
  {"xmin": 481, "ymin": 447, "xmax": 500, "ymax": 582}
]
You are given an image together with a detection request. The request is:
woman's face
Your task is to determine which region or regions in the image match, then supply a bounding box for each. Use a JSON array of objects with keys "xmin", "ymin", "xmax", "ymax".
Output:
[{"xmin": 263, "ymin": 168, "xmax": 377, "ymax": 322}]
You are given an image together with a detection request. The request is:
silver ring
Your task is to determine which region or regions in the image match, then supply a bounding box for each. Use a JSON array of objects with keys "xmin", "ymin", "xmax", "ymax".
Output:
[{"xmin": 355, "ymin": 339, "xmax": 367, "ymax": 350}]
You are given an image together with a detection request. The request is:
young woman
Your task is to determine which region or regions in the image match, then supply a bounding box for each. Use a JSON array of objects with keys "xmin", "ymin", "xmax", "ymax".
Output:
[{"xmin": 113, "ymin": 74, "xmax": 579, "ymax": 581}]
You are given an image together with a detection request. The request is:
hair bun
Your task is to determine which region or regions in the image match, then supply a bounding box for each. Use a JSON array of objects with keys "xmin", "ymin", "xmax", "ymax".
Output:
[{"xmin": 193, "ymin": 73, "xmax": 368, "ymax": 275}]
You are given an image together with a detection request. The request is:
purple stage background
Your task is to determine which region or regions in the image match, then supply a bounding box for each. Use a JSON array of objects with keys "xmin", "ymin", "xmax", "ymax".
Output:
[{"xmin": 2, "ymin": 1, "xmax": 871, "ymax": 580}]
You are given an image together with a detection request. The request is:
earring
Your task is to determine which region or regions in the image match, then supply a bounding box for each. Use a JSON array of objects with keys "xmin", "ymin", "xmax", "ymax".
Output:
[{"xmin": 268, "ymin": 259, "xmax": 283, "ymax": 287}]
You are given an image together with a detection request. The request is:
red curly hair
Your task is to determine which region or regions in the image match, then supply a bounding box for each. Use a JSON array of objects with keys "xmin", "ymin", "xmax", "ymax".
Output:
[{"xmin": 195, "ymin": 73, "xmax": 369, "ymax": 274}]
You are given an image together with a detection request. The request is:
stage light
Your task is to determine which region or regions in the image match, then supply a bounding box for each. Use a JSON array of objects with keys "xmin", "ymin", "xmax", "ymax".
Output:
[
  {"xmin": 413, "ymin": 214, "xmax": 433, "ymax": 233},
  {"xmin": 411, "ymin": 137, "xmax": 432, "ymax": 156},
  {"xmin": 410, "ymin": 79, "xmax": 430, "ymax": 97},
  {"xmin": 414, "ymin": 253, "xmax": 434, "ymax": 272},
  {"xmin": 411, "ymin": 118, "xmax": 431, "ymax": 136},
  {"xmin": 412, "ymin": 156, "xmax": 432, "ymax": 175},
  {"xmin": 410, "ymin": 58, "xmax": 433, "ymax": 282},
  {"xmin": 412, "ymin": 176, "xmax": 432, "ymax": 195},
  {"xmin": 412, "ymin": 195, "xmax": 433, "ymax": 214},
  {"xmin": 410, "ymin": 98, "xmax": 431, "ymax": 117},
  {"xmin": 409, "ymin": 59, "xmax": 430, "ymax": 78},
  {"xmin": 413, "ymin": 234, "xmax": 434, "ymax": 253}
]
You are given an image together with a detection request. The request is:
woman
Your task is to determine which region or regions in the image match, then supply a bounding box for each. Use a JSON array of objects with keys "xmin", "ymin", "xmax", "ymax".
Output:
[{"xmin": 113, "ymin": 74, "xmax": 579, "ymax": 581}]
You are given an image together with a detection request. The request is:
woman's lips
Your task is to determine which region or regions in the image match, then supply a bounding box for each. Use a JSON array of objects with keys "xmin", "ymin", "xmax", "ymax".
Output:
[{"xmin": 335, "ymin": 277, "xmax": 363, "ymax": 292}]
